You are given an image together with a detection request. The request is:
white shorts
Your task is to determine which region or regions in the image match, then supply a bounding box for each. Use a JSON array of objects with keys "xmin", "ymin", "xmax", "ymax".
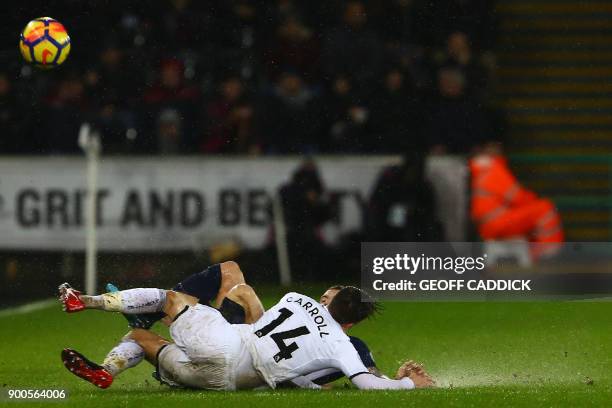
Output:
[{"xmin": 157, "ymin": 304, "xmax": 244, "ymax": 390}]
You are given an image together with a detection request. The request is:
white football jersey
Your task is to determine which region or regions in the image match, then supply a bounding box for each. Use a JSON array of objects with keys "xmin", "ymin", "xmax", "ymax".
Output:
[{"xmin": 240, "ymin": 292, "xmax": 369, "ymax": 388}]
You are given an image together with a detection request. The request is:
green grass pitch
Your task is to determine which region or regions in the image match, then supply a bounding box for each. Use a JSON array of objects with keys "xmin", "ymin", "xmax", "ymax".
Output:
[{"xmin": 0, "ymin": 290, "xmax": 610, "ymax": 407}]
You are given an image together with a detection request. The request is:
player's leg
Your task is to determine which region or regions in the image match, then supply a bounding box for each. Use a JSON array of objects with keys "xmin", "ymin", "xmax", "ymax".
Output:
[
  {"xmin": 61, "ymin": 348, "xmax": 115, "ymax": 389},
  {"xmin": 127, "ymin": 328, "xmax": 231, "ymax": 389},
  {"xmin": 59, "ymin": 283, "xmax": 167, "ymax": 314},
  {"xmin": 62, "ymin": 330, "xmax": 165, "ymax": 389},
  {"xmin": 161, "ymin": 290, "xmax": 199, "ymax": 321},
  {"xmin": 214, "ymin": 261, "xmax": 246, "ymax": 307},
  {"xmin": 105, "ymin": 283, "xmax": 158, "ymax": 329},
  {"xmin": 127, "ymin": 329, "xmax": 171, "ymax": 365},
  {"xmin": 95, "ymin": 333, "xmax": 147, "ymax": 383},
  {"xmin": 107, "ymin": 280, "xmax": 263, "ymax": 325},
  {"xmin": 167, "ymin": 303, "xmax": 247, "ymax": 390},
  {"xmin": 173, "ymin": 261, "xmax": 246, "ymax": 307},
  {"xmin": 221, "ymin": 283, "xmax": 264, "ymax": 323},
  {"xmin": 108, "ymin": 261, "xmax": 248, "ymax": 328}
]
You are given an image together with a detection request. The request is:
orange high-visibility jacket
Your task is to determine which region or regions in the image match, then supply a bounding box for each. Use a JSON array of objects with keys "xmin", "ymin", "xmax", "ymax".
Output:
[{"xmin": 469, "ymin": 154, "xmax": 537, "ymax": 224}]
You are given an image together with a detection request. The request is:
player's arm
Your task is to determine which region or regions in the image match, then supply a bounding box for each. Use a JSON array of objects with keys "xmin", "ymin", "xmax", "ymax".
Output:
[
  {"xmin": 350, "ymin": 372, "xmax": 414, "ymax": 390},
  {"xmin": 368, "ymin": 366, "xmax": 385, "ymax": 378},
  {"xmin": 288, "ymin": 376, "xmax": 322, "ymax": 390},
  {"xmin": 103, "ymin": 261, "xmax": 265, "ymax": 328},
  {"xmin": 301, "ymin": 337, "xmax": 383, "ymax": 387},
  {"xmin": 351, "ymin": 361, "xmax": 435, "ymax": 390},
  {"xmin": 334, "ymin": 347, "xmax": 432, "ymax": 390}
]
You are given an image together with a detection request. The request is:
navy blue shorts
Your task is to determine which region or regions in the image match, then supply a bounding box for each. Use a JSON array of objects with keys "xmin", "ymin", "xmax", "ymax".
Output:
[{"xmin": 173, "ymin": 264, "xmax": 222, "ymax": 305}]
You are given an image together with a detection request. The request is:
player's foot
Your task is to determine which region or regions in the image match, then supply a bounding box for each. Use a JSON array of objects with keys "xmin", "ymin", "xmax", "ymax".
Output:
[
  {"xmin": 58, "ymin": 283, "xmax": 85, "ymax": 313},
  {"xmin": 106, "ymin": 282, "xmax": 162, "ymax": 329},
  {"xmin": 61, "ymin": 348, "xmax": 113, "ymax": 389}
]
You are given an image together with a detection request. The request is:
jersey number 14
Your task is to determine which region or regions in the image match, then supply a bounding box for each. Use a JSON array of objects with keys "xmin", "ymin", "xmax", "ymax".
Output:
[{"xmin": 255, "ymin": 308, "xmax": 311, "ymax": 362}]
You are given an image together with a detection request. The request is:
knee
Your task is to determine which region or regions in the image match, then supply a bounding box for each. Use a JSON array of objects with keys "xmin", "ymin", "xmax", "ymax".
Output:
[
  {"xmin": 164, "ymin": 290, "xmax": 180, "ymax": 309},
  {"xmin": 229, "ymin": 283, "xmax": 254, "ymax": 299},
  {"xmin": 126, "ymin": 328, "xmax": 149, "ymax": 344},
  {"xmin": 220, "ymin": 261, "xmax": 245, "ymax": 287},
  {"xmin": 166, "ymin": 290, "xmax": 177, "ymax": 302},
  {"xmin": 221, "ymin": 261, "xmax": 242, "ymax": 276}
]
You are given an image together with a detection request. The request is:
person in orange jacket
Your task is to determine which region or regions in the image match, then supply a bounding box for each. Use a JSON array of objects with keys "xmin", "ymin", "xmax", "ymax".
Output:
[{"xmin": 469, "ymin": 141, "xmax": 564, "ymax": 245}]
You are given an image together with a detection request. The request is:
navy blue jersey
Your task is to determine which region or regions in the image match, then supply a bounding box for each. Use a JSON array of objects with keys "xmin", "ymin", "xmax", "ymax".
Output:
[
  {"xmin": 349, "ymin": 336, "xmax": 376, "ymax": 368},
  {"xmin": 308, "ymin": 336, "xmax": 376, "ymax": 385}
]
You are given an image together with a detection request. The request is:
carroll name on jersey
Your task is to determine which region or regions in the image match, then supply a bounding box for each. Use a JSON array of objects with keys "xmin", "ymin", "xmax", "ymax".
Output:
[{"xmin": 283, "ymin": 294, "xmax": 329, "ymax": 338}]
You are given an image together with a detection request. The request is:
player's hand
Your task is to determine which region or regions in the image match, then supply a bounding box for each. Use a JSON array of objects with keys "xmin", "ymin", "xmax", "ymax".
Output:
[
  {"xmin": 394, "ymin": 360, "xmax": 416, "ymax": 379},
  {"xmin": 395, "ymin": 360, "xmax": 435, "ymax": 388}
]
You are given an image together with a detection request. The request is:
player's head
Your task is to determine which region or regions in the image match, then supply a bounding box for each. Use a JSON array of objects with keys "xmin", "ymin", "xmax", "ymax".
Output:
[
  {"xmin": 320, "ymin": 285, "xmax": 344, "ymax": 306},
  {"xmin": 327, "ymin": 286, "xmax": 379, "ymax": 327}
]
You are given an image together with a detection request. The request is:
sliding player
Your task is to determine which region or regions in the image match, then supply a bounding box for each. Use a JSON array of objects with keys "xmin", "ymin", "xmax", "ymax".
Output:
[
  {"xmin": 110, "ymin": 282, "xmax": 382, "ymax": 387},
  {"xmin": 105, "ymin": 262, "xmax": 383, "ymax": 383},
  {"xmin": 59, "ymin": 263, "xmax": 401, "ymax": 388},
  {"xmin": 60, "ymin": 284, "xmax": 433, "ymax": 390}
]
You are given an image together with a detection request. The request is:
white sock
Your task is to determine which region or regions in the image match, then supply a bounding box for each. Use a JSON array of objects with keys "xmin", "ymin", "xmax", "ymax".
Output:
[
  {"xmin": 94, "ymin": 288, "xmax": 166, "ymax": 313},
  {"xmin": 102, "ymin": 338, "xmax": 144, "ymax": 377}
]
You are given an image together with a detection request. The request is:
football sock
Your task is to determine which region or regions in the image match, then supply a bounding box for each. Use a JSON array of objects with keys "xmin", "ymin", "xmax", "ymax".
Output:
[
  {"xmin": 106, "ymin": 283, "xmax": 165, "ymax": 329},
  {"xmin": 102, "ymin": 338, "xmax": 144, "ymax": 377},
  {"xmin": 82, "ymin": 288, "xmax": 167, "ymax": 313}
]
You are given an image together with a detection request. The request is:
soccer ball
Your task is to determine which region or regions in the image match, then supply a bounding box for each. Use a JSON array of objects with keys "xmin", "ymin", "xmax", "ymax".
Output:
[{"xmin": 19, "ymin": 17, "xmax": 71, "ymax": 69}]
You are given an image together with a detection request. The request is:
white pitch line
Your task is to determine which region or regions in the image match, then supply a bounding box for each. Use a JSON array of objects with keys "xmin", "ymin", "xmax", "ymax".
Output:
[
  {"xmin": 0, "ymin": 298, "xmax": 56, "ymax": 318},
  {"xmin": 572, "ymin": 296, "xmax": 612, "ymax": 302}
]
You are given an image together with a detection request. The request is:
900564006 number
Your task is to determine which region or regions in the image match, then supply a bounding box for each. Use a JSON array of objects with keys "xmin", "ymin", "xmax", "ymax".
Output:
[{"xmin": 2, "ymin": 389, "xmax": 68, "ymax": 400}]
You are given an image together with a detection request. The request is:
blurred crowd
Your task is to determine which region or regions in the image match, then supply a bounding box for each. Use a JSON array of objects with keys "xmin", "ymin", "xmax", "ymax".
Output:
[
  {"xmin": 1, "ymin": 0, "xmax": 500, "ymax": 155},
  {"xmin": 279, "ymin": 157, "xmax": 443, "ymax": 280}
]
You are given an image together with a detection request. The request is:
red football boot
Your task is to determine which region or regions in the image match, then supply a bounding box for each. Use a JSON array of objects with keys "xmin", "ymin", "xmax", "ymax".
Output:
[
  {"xmin": 58, "ymin": 283, "xmax": 85, "ymax": 313},
  {"xmin": 61, "ymin": 348, "xmax": 113, "ymax": 389}
]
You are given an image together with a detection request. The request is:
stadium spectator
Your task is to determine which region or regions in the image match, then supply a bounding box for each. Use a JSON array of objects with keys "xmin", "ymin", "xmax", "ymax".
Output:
[
  {"xmin": 259, "ymin": 70, "xmax": 320, "ymax": 153},
  {"xmin": 368, "ymin": 67, "xmax": 424, "ymax": 153},
  {"xmin": 367, "ymin": 153, "xmax": 443, "ymax": 241},
  {"xmin": 441, "ymin": 31, "xmax": 489, "ymax": 99},
  {"xmin": 156, "ymin": 108, "xmax": 183, "ymax": 154},
  {"xmin": 470, "ymin": 140, "xmax": 564, "ymax": 247},
  {"xmin": 278, "ymin": 161, "xmax": 335, "ymax": 281},
  {"xmin": 427, "ymin": 67, "xmax": 488, "ymax": 154},
  {"xmin": 43, "ymin": 73, "xmax": 89, "ymax": 153},
  {"xmin": 414, "ymin": 0, "xmax": 498, "ymax": 50},
  {"xmin": 0, "ymin": 0, "xmax": 499, "ymax": 158},
  {"xmin": 85, "ymin": 42, "xmax": 141, "ymax": 153},
  {"xmin": 153, "ymin": 0, "xmax": 213, "ymax": 53},
  {"xmin": 142, "ymin": 59, "xmax": 200, "ymax": 106},
  {"xmin": 213, "ymin": 1, "xmax": 264, "ymax": 80},
  {"xmin": 85, "ymin": 42, "xmax": 142, "ymax": 106},
  {"xmin": 142, "ymin": 58, "xmax": 200, "ymax": 152},
  {"xmin": 200, "ymin": 76, "xmax": 258, "ymax": 154},
  {"xmin": 373, "ymin": 0, "xmax": 420, "ymax": 44},
  {"xmin": 0, "ymin": 73, "xmax": 28, "ymax": 153},
  {"xmin": 321, "ymin": 74, "xmax": 370, "ymax": 153},
  {"xmin": 264, "ymin": 16, "xmax": 321, "ymax": 83},
  {"xmin": 322, "ymin": 1, "xmax": 385, "ymax": 87}
]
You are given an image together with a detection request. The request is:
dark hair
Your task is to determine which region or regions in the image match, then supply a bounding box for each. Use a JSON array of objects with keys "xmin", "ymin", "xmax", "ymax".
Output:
[
  {"xmin": 327, "ymin": 286, "xmax": 379, "ymax": 325},
  {"xmin": 327, "ymin": 284, "xmax": 345, "ymax": 291}
]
